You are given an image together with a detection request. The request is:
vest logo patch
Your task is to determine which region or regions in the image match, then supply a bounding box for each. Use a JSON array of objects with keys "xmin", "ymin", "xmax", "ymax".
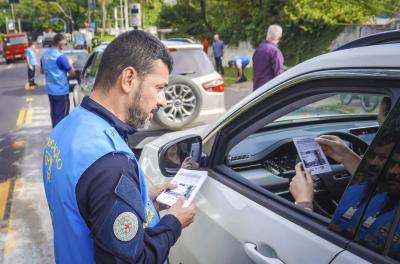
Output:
[{"xmin": 113, "ymin": 212, "xmax": 138, "ymax": 242}]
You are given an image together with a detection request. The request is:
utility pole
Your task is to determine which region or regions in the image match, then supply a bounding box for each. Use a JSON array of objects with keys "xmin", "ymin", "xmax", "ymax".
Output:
[
  {"xmin": 10, "ymin": 3, "xmax": 15, "ymax": 21},
  {"xmin": 124, "ymin": 0, "xmax": 129, "ymax": 30},
  {"xmin": 114, "ymin": 7, "xmax": 119, "ymax": 35},
  {"xmin": 120, "ymin": 0, "xmax": 123, "ymax": 30}
]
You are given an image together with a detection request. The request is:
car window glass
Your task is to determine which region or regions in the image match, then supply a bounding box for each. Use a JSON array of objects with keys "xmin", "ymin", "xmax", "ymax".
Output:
[
  {"xmin": 64, "ymin": 52, "xmax": 88, "ymax": 71},
  {"xmin": 170, "ymin": 49, "xmax": 214, "ymax": 78},
  {"xmin": 329, "ymin": 97, "xmax": 400, "ymax": 244},
  {"xmin": 82, "ymin": 52, "xmax": 96, "ymax": 78},
  {"xmin": 273, "ymin": 93, "xmax": 384, "ymax": 125},
  {"xmin": 89, "ymin": 52, "xmax": 102, "ymax": 77},
  {"xmin": 5, "ymin": 36, "xmax": 28, "ymax": 45}
]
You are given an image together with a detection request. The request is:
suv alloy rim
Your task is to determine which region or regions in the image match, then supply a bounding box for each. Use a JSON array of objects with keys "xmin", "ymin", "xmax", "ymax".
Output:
[{"xmin": 163, "ymin": 84, "xmax": 197, "ymax": 123}]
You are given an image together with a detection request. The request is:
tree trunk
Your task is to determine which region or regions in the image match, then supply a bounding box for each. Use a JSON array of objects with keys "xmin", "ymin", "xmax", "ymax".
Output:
[{"xmin": 199, "ymin": 0, "xmax": 213, "ymax": 31}]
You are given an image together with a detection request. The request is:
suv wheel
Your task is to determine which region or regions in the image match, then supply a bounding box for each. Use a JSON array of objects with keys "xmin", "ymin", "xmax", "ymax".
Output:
[{"xmin": 154, "ymin": 75, "xmax": 202, "ymax": 130}]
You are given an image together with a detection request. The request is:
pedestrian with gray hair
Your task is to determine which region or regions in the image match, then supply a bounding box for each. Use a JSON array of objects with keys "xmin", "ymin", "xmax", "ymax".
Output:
[{"xmin": 252, "ymin": 24, "xmax": 285, "ymax": 90}]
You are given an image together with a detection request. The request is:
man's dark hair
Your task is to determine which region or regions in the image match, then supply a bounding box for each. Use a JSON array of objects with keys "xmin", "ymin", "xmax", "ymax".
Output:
[
  {"xmin": 93, "ymin": 30, "xmax": 173, "ymax": 91},
  {"xmin": 53, "ymin": 33, "xmax": 66, "ymax": 46},
  {"xmin": 28, "ymin": 40, "xmax": 34, "ymax": 46}
]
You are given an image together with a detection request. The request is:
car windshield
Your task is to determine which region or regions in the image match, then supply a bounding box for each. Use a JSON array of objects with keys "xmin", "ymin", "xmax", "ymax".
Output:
[
  {"xmin": 63, "ymin": 52, "xmax": 88, "ymax": 71},
  {"xmin": 5, "ymin": 36, "xmax": 28, "ymax": 46},
  {"xmin": 170, "ymin": 49, "xmax": 214, "ymax": 78},
  {"xmin": 271, "ymin": 93, "xmax": 384, "ymax": 125}
]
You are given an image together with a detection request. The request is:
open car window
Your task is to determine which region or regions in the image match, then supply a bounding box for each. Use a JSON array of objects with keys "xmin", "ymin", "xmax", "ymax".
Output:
[{"xmin": 226, "ymin": 91, "xmax": 391, "ymax": 219}]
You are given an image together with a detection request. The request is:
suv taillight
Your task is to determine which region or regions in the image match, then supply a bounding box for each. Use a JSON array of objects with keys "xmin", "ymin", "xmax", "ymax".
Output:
[{"xmin": 202, "ymin": 78, "xmax": 224, "ymax": 92}]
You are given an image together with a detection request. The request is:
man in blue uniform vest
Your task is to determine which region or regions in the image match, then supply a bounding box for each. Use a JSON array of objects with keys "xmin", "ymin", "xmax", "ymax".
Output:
[
  {"xmin": 228, "ymin": 55, "xmax": 250, "ymax": 83},
  {"xmin": 40, "ymin": 33, "xmax": 75, "ymax": 128},
  {"xmin": 42, "ymin": 30, "xmax": 196, "ymax": 263}
]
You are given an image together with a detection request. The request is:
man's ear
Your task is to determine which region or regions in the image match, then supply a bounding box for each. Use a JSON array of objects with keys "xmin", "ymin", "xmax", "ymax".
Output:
[{"xmin": 120, "ymin": 66, "xmax": 139, "ymax": 94}]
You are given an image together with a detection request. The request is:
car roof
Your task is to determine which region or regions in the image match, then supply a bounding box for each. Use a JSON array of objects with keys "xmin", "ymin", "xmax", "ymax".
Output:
[{"xmin": 204, "ymin": 43, "xmax": 400, "ymax": 135}]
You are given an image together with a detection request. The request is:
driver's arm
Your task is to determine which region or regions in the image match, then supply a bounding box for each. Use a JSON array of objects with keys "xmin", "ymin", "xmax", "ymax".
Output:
[{"xmin": 315, "ymin": 135, "xmax": 362, "ymax": 175}]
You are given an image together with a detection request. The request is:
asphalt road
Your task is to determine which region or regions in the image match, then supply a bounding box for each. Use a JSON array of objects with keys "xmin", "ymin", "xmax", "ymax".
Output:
[
  {"xmin": 0, "ymin": 48, "xmax": 251, "ymax": 263},
  {"xmin": 0, "ymin": 55, "xmax": 54, "ymax": 263}
]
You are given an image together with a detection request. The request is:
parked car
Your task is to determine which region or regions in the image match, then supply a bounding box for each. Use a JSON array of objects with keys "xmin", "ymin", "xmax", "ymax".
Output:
[
  {"xmin": 42, "ymin": 32, "xmax": 54, "ymax": 48},
  {"xmin": 73, "ymin": 40, "xmax": 225, "ymax": 132},
  {"xmin": 2, "ymin": 32, "xmax": 28, "ymax": 63},
  {"xmin": 36, "ymin": 35, "xmax": 43, "ymax": 46},
  {"xmin": 61, "ymin": 49, "xmax": 88, "ymax": 91},
  {"xmin": 139, "ymin": 31, "xmax": 400, "ymax": 263}
]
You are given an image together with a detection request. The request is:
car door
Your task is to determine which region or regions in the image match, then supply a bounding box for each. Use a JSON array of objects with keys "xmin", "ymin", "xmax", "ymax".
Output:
[
  {"xmin": 160, "ymin": 69, "xmax": 400, "ymax": 264},
  {"xmin": 331, "ymin": 97, "xmax": 400, "ymax": 263}
]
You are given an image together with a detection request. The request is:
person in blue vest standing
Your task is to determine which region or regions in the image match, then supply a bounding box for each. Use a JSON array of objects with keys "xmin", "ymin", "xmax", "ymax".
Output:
[
  {"xmin": 228, "ymin": 55, "xmax": 250, "ymax": 83},
  {"xmin": 42, "ymin": 30, "xmax": 196, "ymax": 264},
  {"xmin": 40, "ymin": 33, "xmax": 75, "ymax": 128}
]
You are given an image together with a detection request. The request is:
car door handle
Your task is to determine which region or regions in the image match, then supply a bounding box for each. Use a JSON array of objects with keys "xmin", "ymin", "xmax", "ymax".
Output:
[{"xmin": 244, "ymin": 242, "xmax": 284, "ymax": 264}]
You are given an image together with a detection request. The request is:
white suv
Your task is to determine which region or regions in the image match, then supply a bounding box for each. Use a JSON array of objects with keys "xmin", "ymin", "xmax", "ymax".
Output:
[
  {"xmin": 72, "ymin": 40, "xmax": 225, "ymax": 131},
  {"xmin": 140, "ymin": 31, "xmax": 400, "ymax": 263}
]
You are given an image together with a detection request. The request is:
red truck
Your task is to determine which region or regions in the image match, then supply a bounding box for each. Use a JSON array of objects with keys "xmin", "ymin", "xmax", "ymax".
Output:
[{"xmin": 2, "ymin": 32, "xmax": 29, "ymax": 63}]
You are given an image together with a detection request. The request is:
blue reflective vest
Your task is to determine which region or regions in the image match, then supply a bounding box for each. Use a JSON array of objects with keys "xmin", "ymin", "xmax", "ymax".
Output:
[
  {"xmin": 42, "ymin": 106, "xmax": 160, "ymax": 263},
  {"xmin": 41, "ymin": 48, "xmax": 69, "ymax": 95},
  {"xmin": 233, "ymin": 55, "xmax": 250, "ymax": 66}
]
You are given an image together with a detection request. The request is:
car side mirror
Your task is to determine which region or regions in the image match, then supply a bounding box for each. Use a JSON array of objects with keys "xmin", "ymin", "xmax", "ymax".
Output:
[{"xmin": 158, "ymin": 135, "xmax": 204, "ymax": 177}]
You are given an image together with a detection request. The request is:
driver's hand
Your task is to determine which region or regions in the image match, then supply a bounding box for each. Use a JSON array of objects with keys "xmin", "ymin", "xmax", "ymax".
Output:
[
  {"xmin": 290, "ymin": 163, "xmax": 314, "ymax": 205},
  {"xmin": 315, "ymin": 135, "xmax": 361, "ymax": 176},
  {"xmin": 315, "ymin": 135, "xmax": 354, "ymax": 163}
]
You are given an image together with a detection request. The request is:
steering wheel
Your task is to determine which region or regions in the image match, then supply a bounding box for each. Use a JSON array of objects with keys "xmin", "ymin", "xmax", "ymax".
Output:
[{"xmin": 311, "ymin": 132, "xmax": 369, "ymax": 217}]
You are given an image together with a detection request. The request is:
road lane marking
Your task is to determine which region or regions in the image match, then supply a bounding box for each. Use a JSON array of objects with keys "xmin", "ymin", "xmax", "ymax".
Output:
[
  {"xmin": 25, "ymin": 97, "xmax": 33, "ymax": 102},
  {"xmin": 25, "ymin": 109, "xmax": 32, "ymax": 125},
  {"xmin": 3, "ymin": 178, "xmax": 20, "ymax": 257},
  {"xmin": 25, "ymin": 82, "xmax": 30, "ymax": 90},
  {"xmin": 16, "ymin": 109, "xmax": 26, "ymax": 126},
  {"xmin": 6, "ymin": 64, "xmax": 13, "ymax": 69},
  {"xmin": 0, "ymin": 180, "xmax": 10, "ymax": 221}
]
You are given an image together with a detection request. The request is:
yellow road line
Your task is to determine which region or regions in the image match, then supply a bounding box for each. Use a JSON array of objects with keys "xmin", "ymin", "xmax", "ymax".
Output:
[
  {"xmin": 25, "ymin": 109, "xmax": 32, "ymax": 125},
  {"xmin": 24, "ymin": 82, "xmax": 30, "ymax": 90},
  {"xmin": 0, "ymin": 180, "xmax": 10, "ymax": 220},
  {"xmin": 3, "ymin": 178, "xmax": 21, "ymax": 257},
  {"xmin": 16, "ymin": 109, "xmax": 26, "ymax": 126},
  {"xmin": 26, "ymin": 97, "xmax": 33, "ymax": 102}
]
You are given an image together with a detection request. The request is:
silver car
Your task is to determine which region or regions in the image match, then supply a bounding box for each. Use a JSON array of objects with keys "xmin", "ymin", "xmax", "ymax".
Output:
[
  {"xmin": 140, "ymin": 31, "xmax": 400, "ymax": 263},
  {"xmin": 72, "ymin": 40, "xmax": 225, "ymax": 131}
]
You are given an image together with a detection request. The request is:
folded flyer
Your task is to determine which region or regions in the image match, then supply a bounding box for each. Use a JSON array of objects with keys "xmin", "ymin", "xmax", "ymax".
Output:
[
  {"xmin": 293, "ymin": 136, "xmax": 331, "ymax": 175},
  {"xmin": 156, "ymin": 168, "xmax": 208, "ymax": 208}
]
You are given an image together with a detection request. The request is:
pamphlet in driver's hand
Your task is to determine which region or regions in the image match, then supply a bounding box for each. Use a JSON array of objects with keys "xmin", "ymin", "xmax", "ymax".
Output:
[
  {"xmin": 156, "ymin": 168, "xmax": 208, "ymax": 208},
  {"xmin": 293, "ymin": 136, "xmax": 332, "ymax": 175}
]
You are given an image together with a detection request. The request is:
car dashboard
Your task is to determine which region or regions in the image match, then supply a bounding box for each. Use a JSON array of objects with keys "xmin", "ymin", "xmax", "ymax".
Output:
[{"xmin": 227, "ymin": 120, "xmax": 378, "ymax": 192}]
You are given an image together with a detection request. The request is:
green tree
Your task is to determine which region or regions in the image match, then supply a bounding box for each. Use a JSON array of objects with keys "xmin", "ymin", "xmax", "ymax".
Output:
[{"xmin": 157, "ymin": 0, "xmax": 400, "ymax": 65}]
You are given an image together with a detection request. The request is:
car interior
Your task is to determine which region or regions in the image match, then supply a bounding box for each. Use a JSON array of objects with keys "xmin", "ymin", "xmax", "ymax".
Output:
[{"xmin": 224, "ymin": 86, "xmax": 400, "ymax": 219}]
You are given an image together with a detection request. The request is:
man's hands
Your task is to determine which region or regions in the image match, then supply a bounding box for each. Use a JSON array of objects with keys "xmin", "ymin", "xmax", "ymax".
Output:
[
  {"xmin": 290, "ymin": 163, "xmax": 314, "ymax": 204},
  {"xmin": 168, "ymin": 197, "xmax": 196, "ymax": 229},
  {"xmin": 150, "ymin": 183, "xmax": 197, "ymax": 228},
  {"xmin": 150, "ymin": 182, "xmax": 176, "ymax": 211},
  {"xmin": 315, "ymin": 135, "xmax": 361, "ymax": 175}
]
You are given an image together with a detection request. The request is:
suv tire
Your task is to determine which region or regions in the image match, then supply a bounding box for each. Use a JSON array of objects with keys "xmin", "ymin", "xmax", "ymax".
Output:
[{"xmin": 154, "ymin": 75, "xmax": 202, "ymax": 130}]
